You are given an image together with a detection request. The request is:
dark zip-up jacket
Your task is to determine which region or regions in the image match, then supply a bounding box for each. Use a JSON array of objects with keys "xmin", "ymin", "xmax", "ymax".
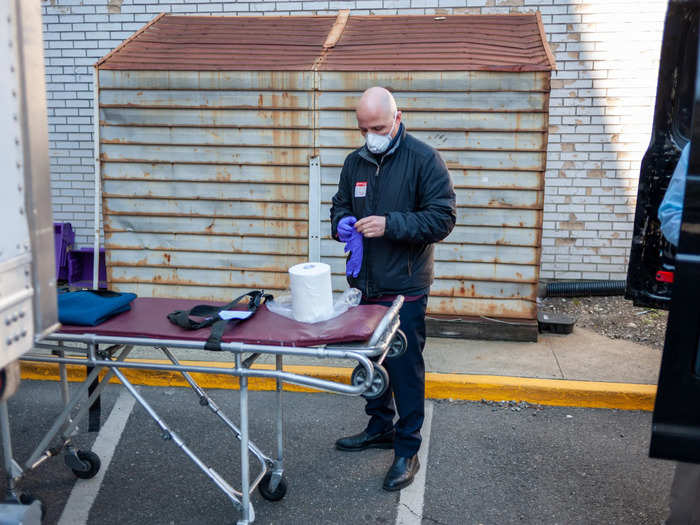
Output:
[{"xmin": 330, "ymin": 124, "xmax": 457, "ymax": 298}]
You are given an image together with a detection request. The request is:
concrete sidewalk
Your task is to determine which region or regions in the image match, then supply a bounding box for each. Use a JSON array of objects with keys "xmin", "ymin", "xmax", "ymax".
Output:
[
  {"xmin": 21, "ymin": 326, "xmax": 662, "ymax": 411},
  {"xmin": 424, "ymin": 327, "xmax": 661, "ymax": 384},
  {"xmin": 116, "ymin": 325, "xmax": 660, "ymax": 383}
]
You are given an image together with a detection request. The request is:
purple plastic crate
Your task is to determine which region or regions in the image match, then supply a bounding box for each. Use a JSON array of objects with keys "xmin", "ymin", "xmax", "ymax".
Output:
[
  {"xmin": 68, "ymin": 247, "xmax": 107, "ymax": 289},
  {"xmin": 53, "ymin": 222, "xmax": 74, "ymax": 281}
]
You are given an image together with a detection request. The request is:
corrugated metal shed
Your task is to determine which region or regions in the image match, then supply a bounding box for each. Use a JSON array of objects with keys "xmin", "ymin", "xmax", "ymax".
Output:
[{"xmin": 96, "ymin": 12, "xmax": 554, "ymax": 323}]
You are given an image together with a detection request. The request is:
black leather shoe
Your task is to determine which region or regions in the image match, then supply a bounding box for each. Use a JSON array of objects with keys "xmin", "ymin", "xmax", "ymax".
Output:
[
  {"xmin": 335, "ymin": 429, "xmax": 394, "ymax": 451},
  {"xmin": 382, "ymin": 454, "xmax": 419, "ymax": 491}
]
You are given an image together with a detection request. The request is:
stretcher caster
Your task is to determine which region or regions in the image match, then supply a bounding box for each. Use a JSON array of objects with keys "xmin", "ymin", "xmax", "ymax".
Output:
[
  {"xmin": 66, "ymin": 449, "xmax": 101, "ymax": 479},
  {"xmin": 387, "ymin": 330, "xmax": 407, "ymax": 359},
  {"xmin": 258, "ymin": 472, "xmax": 287, "ymax": 501},
  {"xmin": 351, "ymin": 364, "xmax": 389, "ymax": 400}
]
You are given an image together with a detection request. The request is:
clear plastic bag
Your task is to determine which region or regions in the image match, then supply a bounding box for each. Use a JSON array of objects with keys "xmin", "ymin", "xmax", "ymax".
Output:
[
  {"xmin": 267, "ymin": 288, "xmax": 361, "ymax": 323},
  {"xmin": 658, "ymin": 142, "xmax": 689, "ymax": 247}
]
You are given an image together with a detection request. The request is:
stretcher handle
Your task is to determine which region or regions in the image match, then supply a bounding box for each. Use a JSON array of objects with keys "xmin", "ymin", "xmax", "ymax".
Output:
[{"xmin": 367, "ymin": 295, "xmax": 404, "ymax": 348}]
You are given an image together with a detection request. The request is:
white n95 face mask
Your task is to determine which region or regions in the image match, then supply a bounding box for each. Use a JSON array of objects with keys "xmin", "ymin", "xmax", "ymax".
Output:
[{"xmin": 366, "ymin": 112, "xmax": 397, "ymax": 154}]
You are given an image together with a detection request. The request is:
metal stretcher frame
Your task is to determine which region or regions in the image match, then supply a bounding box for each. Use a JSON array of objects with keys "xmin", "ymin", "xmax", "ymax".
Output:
[{"xmin": 4, "ymin": 296, "xmax": 404, "ymax": 525}]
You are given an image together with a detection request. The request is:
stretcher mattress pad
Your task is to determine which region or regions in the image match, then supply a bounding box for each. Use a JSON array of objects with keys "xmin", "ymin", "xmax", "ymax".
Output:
[{"xmin": 58, "ymin": 297, "xmax": 389, "ymax": 347}]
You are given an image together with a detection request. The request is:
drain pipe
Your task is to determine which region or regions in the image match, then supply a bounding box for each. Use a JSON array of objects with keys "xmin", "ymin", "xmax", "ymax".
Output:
[
  {"xmin": 545, "ymin": 280, "xmax": 626, "ymax": 298},
  {"xmin": 92, "ymin": 66, "xmax": 100, "ymax": 290}
]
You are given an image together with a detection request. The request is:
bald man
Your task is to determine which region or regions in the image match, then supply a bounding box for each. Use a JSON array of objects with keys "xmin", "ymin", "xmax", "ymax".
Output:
[{"xmin": 330, "ymin": 87, "xmax": 456, "ymax": 491}]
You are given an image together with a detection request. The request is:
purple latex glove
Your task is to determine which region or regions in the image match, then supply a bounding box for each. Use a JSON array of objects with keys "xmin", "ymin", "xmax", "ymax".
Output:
[
  {"xmin": 337, "ymin": 216, "xmax": 363, "ymax": 278},
  {"xmin": 337, "ymin": 215, "xmax": 356, "ymax": 238}
]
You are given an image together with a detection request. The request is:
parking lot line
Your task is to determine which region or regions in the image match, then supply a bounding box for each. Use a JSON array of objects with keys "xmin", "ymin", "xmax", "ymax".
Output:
[
  {"xmin": 57, "ymin": 390, "xmax": 135, "ymax": 525},
  {"xmin": 395, "ymin": 399, "xmax": 434, "ymax": 525}
]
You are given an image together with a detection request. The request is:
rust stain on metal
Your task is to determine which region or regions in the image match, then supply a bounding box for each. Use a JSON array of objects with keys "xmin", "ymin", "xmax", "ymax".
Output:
[
  {"xmin": 112, "ymin": 272, "xmax": 290, "ymax": 289},
  {"xmin": 488, "ymin": 198, "xmax": 514, "ymax": 208},
  {"xmin": 105, "ymin": 240, "xmax": 307, "ymax": 257},
  {"xmin": 459, "ymin": 283, "xmax": 476, "ymax": 297},
  {"xmin": 427, "ymin": 297, "xmax": 536, "ymax": 319},
  {"xmin": 102, "ymin": 206, "xmax": 308, "ymax": 220}
]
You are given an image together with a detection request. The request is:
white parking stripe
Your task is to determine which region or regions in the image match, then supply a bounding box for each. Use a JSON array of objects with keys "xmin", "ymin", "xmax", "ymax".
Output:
[
  {"xmin": 58, "ymin": 390, "xmax": 135, "ymax": 525},
  {"xmin": 396, "ymin": 399, "xmax": 434, "ymax": 525}
]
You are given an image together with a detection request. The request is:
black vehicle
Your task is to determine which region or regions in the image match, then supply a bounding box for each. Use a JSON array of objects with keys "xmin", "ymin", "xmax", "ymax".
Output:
[{"xmin": 626, "ymin": 0, "xmax": 700, "ymax": 463}]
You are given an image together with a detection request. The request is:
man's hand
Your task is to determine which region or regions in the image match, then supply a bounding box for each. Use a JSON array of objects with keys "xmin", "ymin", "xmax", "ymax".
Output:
[{"xmin": 355, "ymin": 215, "xmax": 386, "ymax": 238}]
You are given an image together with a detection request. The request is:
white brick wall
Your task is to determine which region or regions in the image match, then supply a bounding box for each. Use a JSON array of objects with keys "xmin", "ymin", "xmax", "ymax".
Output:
[{"xmin": 41, "ymin": 0, "xmax": 667, "ymax": 280}]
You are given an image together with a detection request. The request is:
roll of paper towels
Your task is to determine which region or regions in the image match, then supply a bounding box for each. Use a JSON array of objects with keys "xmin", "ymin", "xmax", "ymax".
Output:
[{"xmin": 289, "ymin": 262, "xmax": 334, "ymax": 323}]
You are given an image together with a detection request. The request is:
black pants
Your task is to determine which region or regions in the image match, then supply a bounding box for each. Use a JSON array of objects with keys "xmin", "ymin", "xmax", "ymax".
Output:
[{"xmin": 363, "ymin": 295, "xmax": 427, "ymax": 457}]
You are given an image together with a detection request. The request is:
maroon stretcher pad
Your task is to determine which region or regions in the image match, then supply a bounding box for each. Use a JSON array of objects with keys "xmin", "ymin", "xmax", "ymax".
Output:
[{"xmin": 58, "ymin": 297, "xmax": 389, "ymax": 347}]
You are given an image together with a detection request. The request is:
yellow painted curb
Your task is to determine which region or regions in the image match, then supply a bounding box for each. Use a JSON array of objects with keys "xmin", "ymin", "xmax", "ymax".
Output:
[
  {"xmin": 425, "ymin": 372, "xmax": 656, "ymax": 411},
  {"xmin": 20, "ymin": 359, "xmax": 656, "ymax": 411}
]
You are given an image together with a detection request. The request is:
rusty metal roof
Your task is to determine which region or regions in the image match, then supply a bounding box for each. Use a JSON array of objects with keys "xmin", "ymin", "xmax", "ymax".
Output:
[
  {"xmin": 321, "ymin": 14, "xmax": 555, "ymax": 72},
  {"xmin": 96, "ymin": 13, "xmax": 337, "ymax": 71},
  {"xmin": 97, "ymin": 12, "xmax": 555, "ymax": 72}
]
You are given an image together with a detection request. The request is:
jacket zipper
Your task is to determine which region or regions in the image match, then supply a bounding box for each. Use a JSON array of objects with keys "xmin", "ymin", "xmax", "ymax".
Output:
[{"xmin": 365, "ymin": 156, "xmax": 385, "ymax": 297}]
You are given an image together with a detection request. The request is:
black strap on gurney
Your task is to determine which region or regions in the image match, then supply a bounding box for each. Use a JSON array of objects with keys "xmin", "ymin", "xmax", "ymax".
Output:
[{"xmin": 167, "ymin": 290, "xmax": 272, "ymax": 351}]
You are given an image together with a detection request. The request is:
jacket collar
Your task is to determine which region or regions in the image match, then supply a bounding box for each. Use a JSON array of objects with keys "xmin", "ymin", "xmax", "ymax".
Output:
[{"xmin": 358, "ymin": 123, "xmax": 406, "ymax": 166}]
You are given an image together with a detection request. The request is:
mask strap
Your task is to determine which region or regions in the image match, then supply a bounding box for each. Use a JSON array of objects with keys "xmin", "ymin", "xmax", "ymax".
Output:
[{"xmin": 388, "ymin": 111, "xmax": 397, "ymax": 137}]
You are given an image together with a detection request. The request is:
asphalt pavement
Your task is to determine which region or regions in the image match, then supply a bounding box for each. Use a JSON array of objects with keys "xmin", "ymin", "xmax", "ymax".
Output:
[{"xmin": 1, "ymin": 380, "xmax": 675, "ymax": 525}]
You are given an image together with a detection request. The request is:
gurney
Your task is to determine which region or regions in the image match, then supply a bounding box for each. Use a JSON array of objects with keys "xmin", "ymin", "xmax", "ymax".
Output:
[{"xmin": 6, "ymin": 295, "xmax": 405, "ymax": 524}]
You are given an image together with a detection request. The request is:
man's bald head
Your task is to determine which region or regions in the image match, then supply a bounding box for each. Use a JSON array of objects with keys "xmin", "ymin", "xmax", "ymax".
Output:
[
  {"xmin": 356, "ymin": 86, "xmax": 402, "ymax": 139},
  {"xmin": 357, "ymin": 87, "xmax": 397, "ymax": 120}
]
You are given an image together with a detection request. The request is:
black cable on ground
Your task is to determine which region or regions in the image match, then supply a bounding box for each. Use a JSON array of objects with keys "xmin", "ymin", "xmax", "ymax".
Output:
[{"xmin": 545, "ymin": 280, "xmax": 626, "ymax": 298}]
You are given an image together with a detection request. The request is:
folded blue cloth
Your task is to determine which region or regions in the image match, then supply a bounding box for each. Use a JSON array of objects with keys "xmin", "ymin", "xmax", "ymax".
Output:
[{"xmin": 58, "ymin": 290, "xmax": 137, "ymax": 326}]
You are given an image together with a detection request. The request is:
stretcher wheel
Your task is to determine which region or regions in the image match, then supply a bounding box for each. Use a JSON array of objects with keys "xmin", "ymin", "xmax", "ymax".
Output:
[
  {"xmin": 70, "ymin": 450, "xmax": 101, "ymax": 479},
  {"xmin": 387, "ymin": 330, "xmax": 407, "ymax": 359},
  {"xmin": 17, "ymin": 493, "xmax": 35, "ymax": 505},
  {"xmin": 351, "ymin": 364, "xmax": 389, "ymax": 400},
  {"xmin": 258, "ymin": 472, "xmax": 287, "ymax": 501}
]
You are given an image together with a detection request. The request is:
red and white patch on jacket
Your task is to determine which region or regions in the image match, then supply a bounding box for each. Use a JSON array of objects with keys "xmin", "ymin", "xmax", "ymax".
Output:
[{"xmin": 354, "ymin": 181, "xmax": 367, "ymax": 197}]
